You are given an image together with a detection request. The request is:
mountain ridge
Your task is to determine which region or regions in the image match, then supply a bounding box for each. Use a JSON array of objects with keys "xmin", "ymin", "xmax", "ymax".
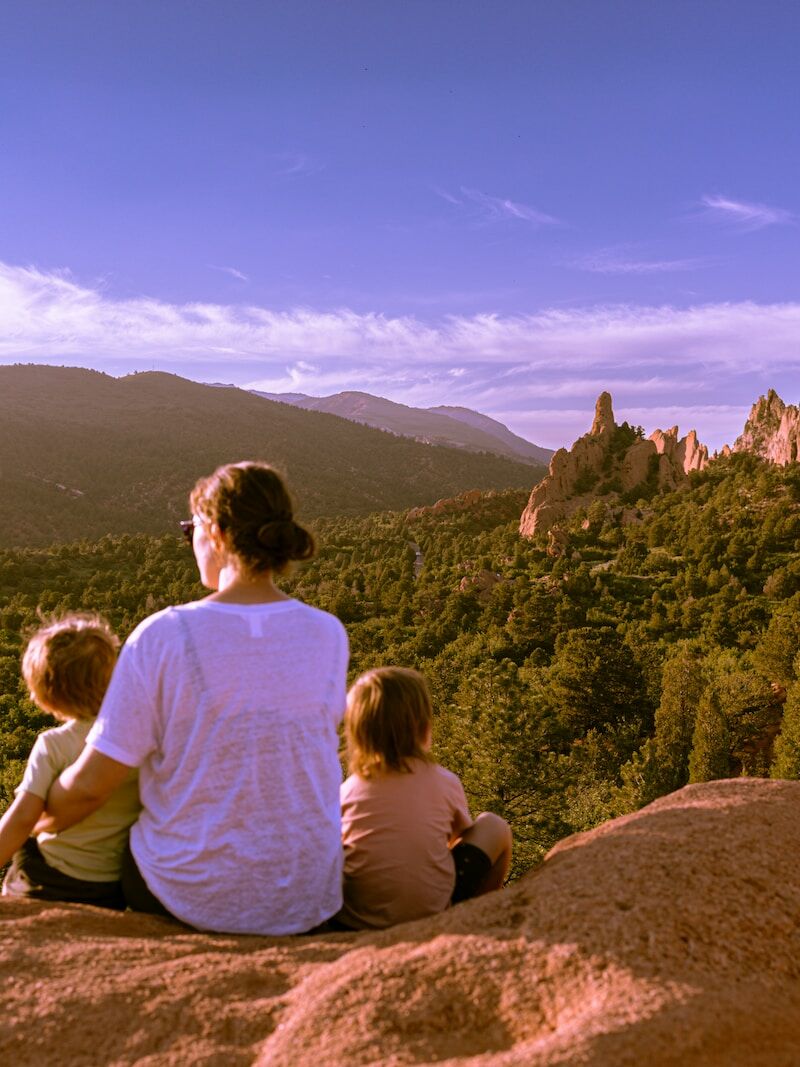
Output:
[
  {"xmin": 0, "ymin": 365, "xmax": 542, "ymax": 549},
  {"xmin": 255, "ymin": 389, "xmax": 552, "ymax": 465}
]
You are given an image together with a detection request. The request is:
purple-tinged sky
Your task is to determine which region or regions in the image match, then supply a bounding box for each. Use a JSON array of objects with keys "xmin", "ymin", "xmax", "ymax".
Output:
[{"xmin": 1, "ymin": 1, "xmax": 798, "ymax": 450}]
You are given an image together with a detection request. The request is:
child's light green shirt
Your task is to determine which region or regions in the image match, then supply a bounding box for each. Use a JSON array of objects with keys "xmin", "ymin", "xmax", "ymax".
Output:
[{"xmin": 17, "ymin": 718, "xmax": 140, "ymax": 882}]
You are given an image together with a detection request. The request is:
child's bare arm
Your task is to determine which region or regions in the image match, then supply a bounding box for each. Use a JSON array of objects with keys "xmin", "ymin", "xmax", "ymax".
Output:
[
  {"xmin": 0, "ymin": 791, "xmax": 45, "ymax": 868},
  {"xmin": 448, "ymin": 812, "xmax": 474, "ymax": 847},
  {"xmin": 39, "ymin": 746, "xmax": 129, "ymax": 833},
  {"xmin": 448, "ymin": 789, "xmax": 474, "ymax": 846}
]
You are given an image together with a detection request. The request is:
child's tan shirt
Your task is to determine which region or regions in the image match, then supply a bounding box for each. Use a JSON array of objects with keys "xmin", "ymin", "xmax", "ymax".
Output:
[
  {"xmin": 17, "ymin": 719, "xmax": 140, "ymax": 882},
  {"xmin": 339, "ymin": 758, "xmax": 472, "ymax": 929}
]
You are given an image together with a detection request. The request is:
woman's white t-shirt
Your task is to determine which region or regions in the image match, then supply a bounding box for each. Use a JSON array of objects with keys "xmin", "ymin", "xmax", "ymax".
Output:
[{"xmin": 87, "ymin": 599, "xmax": 348, "ymax": 935}]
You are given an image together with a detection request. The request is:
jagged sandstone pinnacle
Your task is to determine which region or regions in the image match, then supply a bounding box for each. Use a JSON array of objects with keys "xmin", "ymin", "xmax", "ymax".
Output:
[
  {"xmin": 4, "ymin": 779, "xmax": 800, "ymax": 1066},
  {"xmin": 733, "ymin": 389, "xmax": 800, "ymax": 466},
  {"xmin": 519, "ymin": 393, "xmax": 708, "ymax": 539},
  {"xmin": 591, "ymin": 390, "xmax": 615, "ymax": 435}
]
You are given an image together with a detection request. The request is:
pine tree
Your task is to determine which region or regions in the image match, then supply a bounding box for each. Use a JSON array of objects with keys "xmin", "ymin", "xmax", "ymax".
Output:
[
  {"xmin": 613, "ymin": 738, "xmax": 662, "ymax": 815},
  {"xmin": 437, "ymin": 658, "xmax": 558, "ymax": 876},
  {"xmin": 771, "ymin": 680, "xmax": 800, "ymax": 779},
  {"xmin": 753, "ymin": 595, "xmax": 800, "ymax": 688},
  {"xmin": 654, "ymin": 645, "xmax": 705, "ymax": 793},
  {"xmin": 688, "ymin": 687, "xmax": 730, "ymax": 783},
  {"xmin": 548, "ymin": 627, "xmax": 650, "ymax": 738}
]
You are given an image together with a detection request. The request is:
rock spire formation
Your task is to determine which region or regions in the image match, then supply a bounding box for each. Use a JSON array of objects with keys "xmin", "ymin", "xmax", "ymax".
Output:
[
  {"xmin": 590, "ymin": 389, "xmax": 615, "ymax": 435},
  {"xmin": 519, "ymin": 392, "xmax": 709, "ymax": 539},
  {"xmin": 733, "ymin": 389, "xmax": 800, "ymax": 466}
]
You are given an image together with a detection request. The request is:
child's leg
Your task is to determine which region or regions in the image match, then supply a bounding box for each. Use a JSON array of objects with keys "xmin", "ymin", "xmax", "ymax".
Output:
[
  {"xmin": 3, "ymin": 838, "xmax": 125, "ymax": 911},
  {"xmin": 452, "ymin": 812, "xmax": 512, "ymax": 900}
]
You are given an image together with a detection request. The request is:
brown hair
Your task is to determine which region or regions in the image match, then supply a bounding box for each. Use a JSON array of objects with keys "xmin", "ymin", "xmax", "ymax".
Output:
[
  {"xmin": 22, "ymin": 613, "xmax": 119, "ymax": 721},
  {"xmin": 190, "ymin": 461, "xmax": 315, "ymax": 575},
  {"xmin": 345, "ymin": 667, "xmax": 433, "ymax": 778}
]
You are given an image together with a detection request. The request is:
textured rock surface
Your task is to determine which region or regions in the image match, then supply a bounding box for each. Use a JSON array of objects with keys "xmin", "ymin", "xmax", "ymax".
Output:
[
  {"xmin": 591, "ymin": 390, "xmax": 615, "ymax": 436},
  {"xmin": 407, "ymin": 488, "xmax": 485, "ymax": 520},
  {"xmin": 734, "ymin": 390, "xmax": 800, "ymax": 465},
  {"xmin": 519, "ymin": 394, "xmax": 708, "ymax": 538},
  {"xmin": 650, "ymin": 427, "xmax": 709, "ymax": 481},
  {"xmin": 4, "ymin": 779, "xmax": 800, "ymax": 1066},
  {"xmin": 459, "ymin": 569, "xmax": 502, "ymax": 600}
]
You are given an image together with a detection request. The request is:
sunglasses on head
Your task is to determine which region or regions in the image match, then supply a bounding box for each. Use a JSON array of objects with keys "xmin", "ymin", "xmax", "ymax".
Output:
[{"xmin": 179, "ymin": 516, "xmax": 203, "ymax": 545}]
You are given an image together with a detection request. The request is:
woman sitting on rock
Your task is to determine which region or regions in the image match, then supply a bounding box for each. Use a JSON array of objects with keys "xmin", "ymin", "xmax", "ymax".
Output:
[{"xmin": 43, "ymin": 461, "xmax": 349, "ymax": 935}]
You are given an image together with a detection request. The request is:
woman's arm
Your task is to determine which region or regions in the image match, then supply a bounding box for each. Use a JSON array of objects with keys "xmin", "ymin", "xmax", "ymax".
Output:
[
  {"xmin": 0, "ymin": 791, "xmax": 45, "ymax": 867},
  {"xmin": 38, "ymin": 746, "xmax": 130, "ymax": 833}
]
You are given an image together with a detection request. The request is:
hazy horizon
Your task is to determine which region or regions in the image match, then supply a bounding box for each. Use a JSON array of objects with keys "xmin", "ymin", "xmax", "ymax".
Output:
[{"xmin": 1, "ymin": 2, "xmax": 798, "ymax": 451}]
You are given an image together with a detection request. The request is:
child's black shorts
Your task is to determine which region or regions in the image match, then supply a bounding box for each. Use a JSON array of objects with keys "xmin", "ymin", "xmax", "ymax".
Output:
[
  {"xmin": 2, "ymin": 837, "xmax": 125, "ymax": 911},
  {"xmin": 450, "ymin": 841, "xmax": 492, "ymax": 904}
]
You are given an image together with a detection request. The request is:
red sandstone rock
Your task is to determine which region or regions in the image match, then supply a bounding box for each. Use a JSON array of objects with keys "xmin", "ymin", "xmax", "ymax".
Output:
[
  {"xmin": 650, "ymin": 425, "xmax": 709, "ymax": 478},
  {"xmin": 407, "ymin": 489, "xmax": 487, "ymax": 521},
  {"xmin": 591, "ymin": 390, "xmax": 615, "ymax": 435},
  {"xmin": 459, "ymin": 569, "xmax": 502, "ymax": 600},
  {"xmin": 4, "ymin": 778, "xmax": 800, "ymax": 1066},
  {"xmin": 519, "ymin": 394, "xmax": 709, "ymax": 539},
  {"xmin": 734, "ymin": 390, "xmax": 800, "ymax": 466}
]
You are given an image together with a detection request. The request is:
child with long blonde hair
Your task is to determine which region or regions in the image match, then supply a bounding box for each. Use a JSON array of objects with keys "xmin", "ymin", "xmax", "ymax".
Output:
[{"xmin": 336, "ymin": 666, "xmax": 512, "ymax": 930}]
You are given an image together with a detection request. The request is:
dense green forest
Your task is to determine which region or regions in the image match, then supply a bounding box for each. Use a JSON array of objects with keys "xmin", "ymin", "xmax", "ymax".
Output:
[{"xmin": 1, "ymin": 452, "xmax": 799, "ymax": 878}]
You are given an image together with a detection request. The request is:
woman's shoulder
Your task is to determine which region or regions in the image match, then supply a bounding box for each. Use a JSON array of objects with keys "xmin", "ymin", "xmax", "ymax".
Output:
[
  {"xmin": 121, "ymin": 605, "xmax": 192, "ymax": 658},
  {"xmin": 290, "ymin": 599, "xmax": 348, "ymax": 630},
  {"xmin": 126, "ymin": 605, "xmax": 184, "ymax": 641},
  {"xmin": 127, "ymin": 599, "xmax": 346, "ymax": 645},
  {"xmin": 283, "ymin": 601, "xmax": 349, "ymax": 650}
]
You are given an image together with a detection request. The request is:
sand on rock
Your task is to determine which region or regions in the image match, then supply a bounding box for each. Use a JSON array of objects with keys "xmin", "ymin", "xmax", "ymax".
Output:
[{"xmin": 4, "ymin": 778, "xmax": 800, "ymax": 1066}]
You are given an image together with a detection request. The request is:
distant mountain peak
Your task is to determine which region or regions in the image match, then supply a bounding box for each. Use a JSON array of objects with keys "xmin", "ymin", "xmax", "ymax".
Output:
[{"xmin": 257, "ymin": 390, "xmax": 553, "ymax": 466}]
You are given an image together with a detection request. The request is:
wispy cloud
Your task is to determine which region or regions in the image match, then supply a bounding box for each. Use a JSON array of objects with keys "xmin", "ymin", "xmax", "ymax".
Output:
[
  {"xmin": 432, "ymin": 186, "xmax": 462, "ymax": 207},
  {"xmin": 209, "ymin": 265, "xmax": 249, "ymax": 282},
  {"xmin": 271, "ymin": 152, "xmax": 324, "ymax": 178},
  {"xmin": 1, "ymin": 260, "xmax": 796, "ymax": 450},
  {"xmin": 701, "ymin": 194, "xmax": 794, "ymax": 230},
  {"xmin": 571, "ymin": 246, "xmax": 711, "ymax": 274},
  {"xmin": 436, "ymin": 186, "xmax": 560, "ymax": 227},
  {"xmin": 2, "ymin": 262, "xmax": 798, "ymax": 372}
]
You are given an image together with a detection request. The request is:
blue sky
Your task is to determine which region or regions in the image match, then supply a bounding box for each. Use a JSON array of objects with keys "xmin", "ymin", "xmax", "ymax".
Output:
[{"xmin": 1, "ymin": 1, "xmax": 798, "ymax": 449}]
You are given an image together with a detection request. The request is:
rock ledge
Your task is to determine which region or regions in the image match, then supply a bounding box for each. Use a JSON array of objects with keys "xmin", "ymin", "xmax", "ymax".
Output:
[{"xmin": 4, "ymin": 778, "xmax": 800, "ymax": 1066}]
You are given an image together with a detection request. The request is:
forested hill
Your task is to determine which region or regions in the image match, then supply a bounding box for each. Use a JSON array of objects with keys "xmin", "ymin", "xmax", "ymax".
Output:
[
  {"xmin": 0, "ymin": 365, "xmax": 543, "ymax": 548},
  {"xmin": 1, "ymin": 452, "xmax": 798, "ymax": 878},
  {"xmin": 256, "ymin": 388, "xmax": 553, "ymax": 465}
]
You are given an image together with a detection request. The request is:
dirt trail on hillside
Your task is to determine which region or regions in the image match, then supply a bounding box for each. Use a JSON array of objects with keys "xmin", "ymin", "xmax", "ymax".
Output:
[{"xmin": 4, "ymin": 778, "xmax": 800, "ymax": 1066}]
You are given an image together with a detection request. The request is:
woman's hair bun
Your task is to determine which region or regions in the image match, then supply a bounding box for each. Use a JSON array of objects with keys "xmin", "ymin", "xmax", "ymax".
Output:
[
  {"xmin": 257, "ymin": 518, "xmax": 294, "ymax": 552},
  {"xmin": 256, "ymin": 518, "xmax": 315, "ymax": 564}
]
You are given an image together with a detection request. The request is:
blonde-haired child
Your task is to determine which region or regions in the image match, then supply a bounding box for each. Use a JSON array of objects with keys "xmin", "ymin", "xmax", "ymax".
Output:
[
  {"xmin": 0, "ymin": 613, "xmax": 140, "ymax": 909},
  {"xmin": 336, "ymin": 666, "xmax": 512, "ymax": 930}
]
